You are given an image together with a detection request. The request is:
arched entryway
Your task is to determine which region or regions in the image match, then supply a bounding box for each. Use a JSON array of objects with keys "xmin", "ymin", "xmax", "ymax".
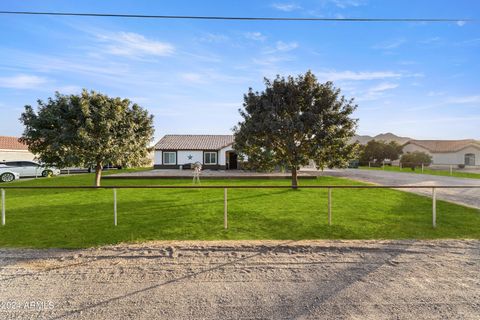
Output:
[{"xmin": 465, "ymin": 153, "xmax": 475, "ymax": 166}]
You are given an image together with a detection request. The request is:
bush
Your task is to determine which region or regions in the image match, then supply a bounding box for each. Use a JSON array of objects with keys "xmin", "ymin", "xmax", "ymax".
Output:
[
  {"xmin": 458, "ymin": 164, "xmax": 465, "ymax": 169},
  {"xmin": 400, "ymin": 151, "xmax": 432, "ymax": 170}
]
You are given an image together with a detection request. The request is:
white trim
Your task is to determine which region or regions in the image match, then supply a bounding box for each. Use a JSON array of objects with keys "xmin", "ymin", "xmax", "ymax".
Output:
[
  {"xmin": 204, "ymin": 151, "xmax": 217, "ymax": 165},
  {"xmin": 163, "ymin": 152, "xmax": 176, "ymax": 165}
]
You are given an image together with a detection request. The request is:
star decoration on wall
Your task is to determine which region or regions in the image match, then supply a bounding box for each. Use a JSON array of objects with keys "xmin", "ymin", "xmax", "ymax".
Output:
[{"xmin": 187, "ymin": 155, "xmax": 193, "ymax": 160}]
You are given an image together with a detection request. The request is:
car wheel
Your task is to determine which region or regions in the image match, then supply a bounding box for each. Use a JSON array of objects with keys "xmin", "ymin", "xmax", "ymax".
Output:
[
  {"xmin": 1, "ymin": 173, "xmax": 15, "ymax": 182},
  {"xmin": 42, "ymin": 170, "xmax": 53, "ymax": 177}
]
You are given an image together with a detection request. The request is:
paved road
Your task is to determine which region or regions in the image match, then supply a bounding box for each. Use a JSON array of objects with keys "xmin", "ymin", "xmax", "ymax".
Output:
[
  {"xmin": 0, "ymin": 240, "xmax": 478, "ymax": 319},
  {"xmin": 323, "ymin": 169, "xmax": 480, "ymax": 209}
]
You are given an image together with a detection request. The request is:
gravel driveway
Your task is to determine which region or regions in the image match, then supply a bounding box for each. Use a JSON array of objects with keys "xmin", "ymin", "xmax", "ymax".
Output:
[
  {"xmin": 0, "ymin": 240, "xmax": 479, "ymax": 319},
  {"xmin": 324, "ymin": 169, "xmax": 480, "ymax": 209}
]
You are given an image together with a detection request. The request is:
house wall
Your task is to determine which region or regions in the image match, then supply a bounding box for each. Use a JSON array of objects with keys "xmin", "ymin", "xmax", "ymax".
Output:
[
  {"xmin": 178, "ymin": 151, "xmax": 204, "ymax": 165},
  {"xmin": 0, "ymin": 149, "xmax": 36, "ymax": 162},
  {"xmin": 402, "ymin": 144, "xmax": 480, "ymax": 166},
  {"xmin": 154, "ymin": 149, "xmax": 228, "ymax": 169},
  {"xmin": 218, "ymin": 145, "xmax": 234, "ymax": 166}
]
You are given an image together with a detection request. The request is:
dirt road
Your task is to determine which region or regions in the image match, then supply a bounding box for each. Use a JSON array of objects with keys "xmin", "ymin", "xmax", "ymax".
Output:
[
  {"xmin": 0, "ymin": 240, "xmax": 479, "ymax": 319},
  {"xmin": 324, "ymin": 169, "xmax": 480, "ymax": 208}
]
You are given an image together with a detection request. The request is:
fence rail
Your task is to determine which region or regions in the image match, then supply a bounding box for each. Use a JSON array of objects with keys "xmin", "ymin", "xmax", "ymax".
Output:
[{"xmin": 1, "ymin": 184, "xmax": 479, "ymax": 229}]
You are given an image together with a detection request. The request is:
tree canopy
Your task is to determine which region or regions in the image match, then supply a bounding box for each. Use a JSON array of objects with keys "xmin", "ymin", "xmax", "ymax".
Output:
[
  {"xmin": 20, "ymin": 90, "xmax": 154, "ymax": 186},
  {"xmin": 233, "ymin": 71, "xmax": 358, "ymax": 187},
  {"xmin": 359, "ymin": 140, "xmax": 403, "ymax": 165}
]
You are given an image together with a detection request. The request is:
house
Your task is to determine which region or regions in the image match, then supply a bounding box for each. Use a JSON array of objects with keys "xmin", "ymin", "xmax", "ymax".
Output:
[
  {"xmin": 154, "ymin": 135, "xmax": 239, "ymax": 170},
  {"xmin": 403, "ymin": 139, "xmax": 480, "ymax": 167},
  {"xmin": 0, "ymin": 136, "xmax": 35, "ymax": 162}
]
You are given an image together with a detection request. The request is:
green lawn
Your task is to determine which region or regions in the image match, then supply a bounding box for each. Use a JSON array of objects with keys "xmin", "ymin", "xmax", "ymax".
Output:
[
  {"xmin": 0, "ymin": 171, "xmax": 478, "ymax": 248},
  {"xmin": 360, "ymin": 165, "xmax": 480, "ymax": 179}
]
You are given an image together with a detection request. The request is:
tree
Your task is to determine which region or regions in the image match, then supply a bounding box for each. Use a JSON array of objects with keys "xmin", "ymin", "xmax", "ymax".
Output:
[
  {"xmin": 385, "ymin": 141, "xmax": 404, "ymax": 162},
  {"xmin": 359, "ymin": 140, "xmax": 403, "ymax": 165},
  {"xmin": 20, "ymin": 90, "xmax": 154, "ymax": 186},
  {"xmin": 400, "ymin": 151, "xmax": 432, "ymax": 170},
  {"xmin": 233, "ymin": 71, "xmax": 358, "ymax": 188}
]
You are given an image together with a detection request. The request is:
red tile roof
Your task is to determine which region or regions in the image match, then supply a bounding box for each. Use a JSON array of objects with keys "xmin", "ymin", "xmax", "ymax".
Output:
[
  {"xmin": 155, "ymin": 135, "xmax": 234, "ymax": 150},
  {"xmin": 0, "ymin": 136, "xmax": 29, "ymax": 150},
  {"xmin": 405, "ymin": 139, "xmax": 480, "ymax": 153}
]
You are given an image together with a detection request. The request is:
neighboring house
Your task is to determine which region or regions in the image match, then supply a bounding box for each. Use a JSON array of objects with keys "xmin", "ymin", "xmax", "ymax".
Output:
[
  {"xmin": 0, "ymin": 136, "xmax": 35, "ymax": 162},
  {"xmin": 154, "ymin": 135, "xmax": 239, "ymax": 170},
  {"xmin": 403, "ymin": 139, "xmax": 480, "ymax": 167}
]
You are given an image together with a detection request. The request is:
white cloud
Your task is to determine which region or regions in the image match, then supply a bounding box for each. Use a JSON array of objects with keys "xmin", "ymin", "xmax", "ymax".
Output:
[
  {"xmin": 446, "ymin": 95, "xmax": 480, "ymax": 104},
  {"xmin": 97, "ymin": 32, "xmax": 175, "ymax": 58},
  {"xmin": 427, "ymin": 91, "xmax": 446, "ymax": 97},
  {"xmin": 356, "ymin": 82, "xmax": 399, "ymax": 101},
  {"xmin": 0, "ymin": 74, "xmax": 48, "ymax": 89},
  {"xmin": 271, "ymin": 3, "xmax": 301, "ymax": 11},
  {"xmin": 180, "ymin": 73, "xmax": 205, "ymax": 84},
  {"xmin": 245, "ymin": 32, "xmax": 267, "ymax": 41},
  {"xmin": 419, "ymin": 37, "xmax": 441, "ymax": 44},
  {"xmin": 253, "ymin": 55, "xmax": 294, "ymax": 66},
  {"xmin": 198, "ymin": 33, "xmax": 229, "ymax": 43},
  {"xmin": 54, "ymin": 85, "xmax": 82, "ymax": 94},
  {"xmin": 260, "ymin": 41, "xmax": 299, "ymax": 56},
  {"xmin": 316, "ymin": 70, "xmax": 403, "ymax": 81},
  {"xmin": 275, "ymin": 41, "xmax": 299, "ymax": 51},
  {"xmin": 388, "ymin": 116, "xmax": 480, "ymax": 126},
  {"xmin": 373, "ymin": 38, "xmax": 406, "ymax": 50},
  {"xmin": 329, "ymin": 0, "xmax": 364, "ymax": 9},
  {"xmin": 369, "ymin": 82, "xmax": 399, "ymax": 92}
]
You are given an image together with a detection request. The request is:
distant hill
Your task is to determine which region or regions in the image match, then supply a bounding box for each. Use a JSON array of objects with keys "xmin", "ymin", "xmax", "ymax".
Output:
[{"xmin": 351, "ymin": 133, "xmax": 412, "ymax": 145}]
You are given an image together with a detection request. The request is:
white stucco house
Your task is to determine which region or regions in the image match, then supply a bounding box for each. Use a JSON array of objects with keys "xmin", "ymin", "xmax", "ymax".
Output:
[
  {"xmin": 403, "ymin": 139, "xmax": 480, "ymax": 167},
  {"xmin": 0, "ymin": 136, "xmax": 35, "ymax": 162},
  {"xmin": 154, "ymin": 135, "xmax": 239, "ymax": 170}
]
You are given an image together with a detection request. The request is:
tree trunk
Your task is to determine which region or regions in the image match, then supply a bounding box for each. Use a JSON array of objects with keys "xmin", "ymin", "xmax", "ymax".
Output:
[
  {"xmin": 95, "ymin": 163, "xmax": 103, "ymax": 187},
  {"xmin": 291, "ymin": 166, "xmax": 298, "ymax": 189}
]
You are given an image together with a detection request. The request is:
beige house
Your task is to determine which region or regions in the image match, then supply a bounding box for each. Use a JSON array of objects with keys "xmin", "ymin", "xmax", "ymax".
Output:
[
  {"xmin": 0, "ymin": 136, "xmax": 35, "ymax": 162},
  {"xmin": 403, "ymin": 139, "xmax": 480, "ymax": 167}
]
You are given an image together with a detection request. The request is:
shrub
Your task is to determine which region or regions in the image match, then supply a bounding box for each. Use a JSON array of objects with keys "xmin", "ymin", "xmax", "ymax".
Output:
[{"xmin": 400, "ymin": 151, "xmax": 432, "ymax": 170}]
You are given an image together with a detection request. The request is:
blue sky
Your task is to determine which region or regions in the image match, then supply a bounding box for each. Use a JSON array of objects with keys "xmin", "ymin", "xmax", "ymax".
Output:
[{"xmin": 0, "ymin": 0, "xmax": 479, "ymax": 141}]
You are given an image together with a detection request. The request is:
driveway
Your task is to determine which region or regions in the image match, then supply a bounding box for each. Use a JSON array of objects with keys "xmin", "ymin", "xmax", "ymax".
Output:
[
  {"xmin": 323, "ymin": 169, "xmax": 480, "ymax": 209},
  {"xmin": 0, "ymin": 240, "xmax": 478, "ymax": 319}
]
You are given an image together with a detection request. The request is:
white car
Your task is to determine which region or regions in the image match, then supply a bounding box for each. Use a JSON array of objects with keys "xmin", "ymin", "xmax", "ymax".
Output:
[
  {"xmin": 0, "ymin": 167, "xmax": 20, "ymax": 182},
  {"xmin": 1, "ymin": 161, "xmax": 61, "ymax": 178}
]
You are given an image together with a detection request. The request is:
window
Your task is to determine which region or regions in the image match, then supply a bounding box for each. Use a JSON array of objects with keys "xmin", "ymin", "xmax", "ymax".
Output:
[
  {"xmin": 465, "ymin": 153, "xmax": 475, "ymax": 166},
  {"xmin": 163, "ymin": 152, "xmax": 176, "ymax": 165},
  {"xmin": 204, "ymin": 152, "xmax": 217, "ymax": 165}
]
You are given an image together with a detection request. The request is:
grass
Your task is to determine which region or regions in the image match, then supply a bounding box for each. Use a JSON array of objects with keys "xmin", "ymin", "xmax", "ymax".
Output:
[
  {"xmin": 0, "ymin": 170, "xmax": 478, "ymax": 248},
  {"xmin": 360, "ymin": 165, "xmax": 480, "ymax": 179}
]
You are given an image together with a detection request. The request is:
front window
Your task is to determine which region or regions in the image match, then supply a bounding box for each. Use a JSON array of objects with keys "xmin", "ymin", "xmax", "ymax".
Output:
[
  {"xmin": 163, "ymin": 152, "xmax": 176, "ymax": 165},
  {"xmin": 204, "ymin": 152, "xmax": 217, "ymax": 165},
  {"xmin": 465, "ymin": 153, "xmax": 475, "ymax": 166}
]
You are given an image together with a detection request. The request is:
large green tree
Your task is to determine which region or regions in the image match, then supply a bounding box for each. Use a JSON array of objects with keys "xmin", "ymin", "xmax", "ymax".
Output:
[
  {"xmin": 234, "ymin": 71, "xmax": 358, "ymax": 188},
  {"xmin": 360, "ymin": 140, "xmax": 403, "ymax": 165},
  {"xmin": 20, "ymin": 90, "xmax": 154, "ymax": 186}
]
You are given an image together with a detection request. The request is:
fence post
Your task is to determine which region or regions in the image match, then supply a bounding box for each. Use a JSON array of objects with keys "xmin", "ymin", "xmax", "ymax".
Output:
[
  {"xmin": 450, "ymin": 165, "xmax": 453, "ymax": 175},
  {"xmin": 224, "ymin": 188, "xmax": 228, "ymax": 229},
  {"xmin": 1, "ymin": 189, "xmax": 5, "ymax": 226},
  {"xmin": 432, "ymin": 187, "xmax": 436, "ymax": 228},
  {"xmin": 422, "ymin": 163, "xmax": 424, "ymax": 173},
  {"xmin": 113, "ymin": 188, "xmax": 117, "ymax": 226},
  {"xmin": 328, "ymin": 188, "xmax": 332, "ymax": 226}
]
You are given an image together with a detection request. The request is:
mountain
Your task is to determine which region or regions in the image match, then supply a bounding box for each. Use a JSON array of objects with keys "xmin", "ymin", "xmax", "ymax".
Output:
[{"xmin": 351, "ymin": 132, "xmax": 412, "ymax": 145}]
